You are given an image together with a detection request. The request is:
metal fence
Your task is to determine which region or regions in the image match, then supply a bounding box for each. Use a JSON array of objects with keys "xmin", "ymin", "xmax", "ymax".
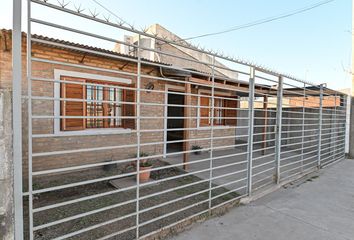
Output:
[{"xmin": 12, "ymin": 0, "xmax": 348, "ymax": 239}]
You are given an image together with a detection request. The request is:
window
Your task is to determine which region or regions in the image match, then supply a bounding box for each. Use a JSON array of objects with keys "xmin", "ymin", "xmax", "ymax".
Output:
[
  {"xmin": 199, "ymin": 94, "xmax": 238, "ymax": 127},
  {"xmin": 86, "ymin": 85, "xmax": 123, "ymax": 128},
  {"xmin": 60, "ymin": 76, "xmax": 135, "ymax": 131},
  {"xmin": 214, "ymin": 98, "xmax": 224, "ymax": 125}
]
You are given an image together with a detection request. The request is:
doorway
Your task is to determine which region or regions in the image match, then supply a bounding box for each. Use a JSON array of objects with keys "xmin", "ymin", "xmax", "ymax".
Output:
[{"xmin": 167, "ymin": 91, "xmax": 185, "ymax": 153}]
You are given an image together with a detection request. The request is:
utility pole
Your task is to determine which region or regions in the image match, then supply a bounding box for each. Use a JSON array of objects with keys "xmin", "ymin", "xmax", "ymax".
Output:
[{"xmin": 349, "ymin": 0, "xmax": 354, "ymax": 158}]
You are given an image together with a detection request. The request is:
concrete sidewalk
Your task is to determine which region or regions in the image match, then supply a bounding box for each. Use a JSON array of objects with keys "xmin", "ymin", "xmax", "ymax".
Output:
[{"xmin": 171, "ymin": 160, "xmax": 354, "ymax": 240}]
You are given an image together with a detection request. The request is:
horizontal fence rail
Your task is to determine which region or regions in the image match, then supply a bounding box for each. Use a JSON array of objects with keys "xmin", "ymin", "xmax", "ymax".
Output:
[{"xmin": 13, "ymin": 0, "xmax": 348, "ymax": 239}]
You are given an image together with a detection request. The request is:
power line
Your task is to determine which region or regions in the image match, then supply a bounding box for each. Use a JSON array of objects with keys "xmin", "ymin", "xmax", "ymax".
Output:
[
  {"xmin": 91, "ymin": 0, "xmax": 334, "ymax": 45},
  {"xmin": 91, "ymin": 0, "xmax": 131, "ymax": 27},
  {"xmin": 181, "ymin": 0, "xmax": 335, "ymax": 41}
]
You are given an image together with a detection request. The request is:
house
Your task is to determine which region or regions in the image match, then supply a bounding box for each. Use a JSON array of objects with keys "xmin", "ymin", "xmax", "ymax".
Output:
[
  {"xmin": 0, "ymin": 27, "xmax": 341, "ymax": 177},
  {"xmin": 0, "ymin": 28, "xmax": 254, "ymax": 176}
]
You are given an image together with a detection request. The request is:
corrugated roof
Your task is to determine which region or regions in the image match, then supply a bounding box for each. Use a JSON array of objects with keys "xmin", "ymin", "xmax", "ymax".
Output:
[
  {"xmin": 1, "ymin": 29, "xmax": 267, "ymax": 89},
  {"xmin": 1, "ymin": 29, "xmax": 169, "ymax": 66},
  {"xmin": 33, "ymin": 34, "xmax": 169, "ymax": 66},
  {"xmin": 5, "ymin": 29, "xmax": 327, "ymax": 95}
]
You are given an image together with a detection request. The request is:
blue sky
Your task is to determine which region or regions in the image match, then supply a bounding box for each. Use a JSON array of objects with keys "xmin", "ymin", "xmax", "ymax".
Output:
[{"xmin": 1, "ymin": 0, "xmax": 352, "ymax": 90}]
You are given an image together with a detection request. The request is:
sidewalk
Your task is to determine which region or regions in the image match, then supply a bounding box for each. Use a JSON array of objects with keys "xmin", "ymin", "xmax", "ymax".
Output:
[{"xmin": 171, "ymin": 160, "xmax": 354, "ymax": 240}]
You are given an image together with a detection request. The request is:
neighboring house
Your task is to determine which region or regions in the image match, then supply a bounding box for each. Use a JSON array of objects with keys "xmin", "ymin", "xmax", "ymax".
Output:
[{"xmin": 113, "ymin": 24, "xmax": 238, "ymax": 80}]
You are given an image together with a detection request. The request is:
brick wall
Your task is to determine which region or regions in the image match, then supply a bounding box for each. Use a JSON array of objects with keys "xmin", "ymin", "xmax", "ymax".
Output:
[
  {"xmin": 29, "ymin": 43, "xmax": 166, "ymax": 173},
  {"xmin": 188, "ymin": 91, "xmax": 237, "ymax": 150},
  {"xmin": 0, "ymin": 30, "xmax": 239, "ymax": 179}
]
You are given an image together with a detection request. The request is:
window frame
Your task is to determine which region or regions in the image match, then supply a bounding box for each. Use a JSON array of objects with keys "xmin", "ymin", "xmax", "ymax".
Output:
[
  {"xmin": 213, "ymin": 97, "xmax": 225, "ymax": 126},
  {"xmin": 54, "ymin": 69, "xmax": 132, "ymax": 135},
  {"xmin": 197, "ymin": 89, "xmax": 236, "ymax": 128},
  {"xmin": 84, "ymin": 80, "xmax": 125, "ymax": 129}
]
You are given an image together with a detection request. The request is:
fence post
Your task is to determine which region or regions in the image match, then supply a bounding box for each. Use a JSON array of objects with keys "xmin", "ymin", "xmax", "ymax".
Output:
[
  {"xmin": 300, "ymin": 83, "xmax": 306, "ymax": 173},
  {"xmin": 247, "ymin": 67, "xmax": 255, "ymax": 196},
  {"xmin": 333, "ymin": 92, "xmax": 338, "ymax": 161},
  {"xmin": 317, "ymin": 84, "xmax": 323, "ymax": 168},
  {"xmin": 135, "ymin": 34, "xmax": 142, "ymax": 240},
  {"xmin": 329, "ymin": 92, "xmax": 337, "ymax": 162},
  {"xmin": 12, "ymin": 0, "xmax": 24, "ymax": 239},
  {"xmin": 275, "ymin": 76, "xmax": 283, "ymax": 184},
  {"xmin": 27, "ymin": 1, "xmax": 35, "ymax": 239},
  {"xmin": 208, "ymin": 56, "xmax": 216, "ymax": 209}
]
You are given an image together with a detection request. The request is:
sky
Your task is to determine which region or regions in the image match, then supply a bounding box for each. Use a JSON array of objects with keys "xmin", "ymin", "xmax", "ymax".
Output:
[{"xmin": 1, "ymin": 0, "xmax": 352, "ymax": 91}]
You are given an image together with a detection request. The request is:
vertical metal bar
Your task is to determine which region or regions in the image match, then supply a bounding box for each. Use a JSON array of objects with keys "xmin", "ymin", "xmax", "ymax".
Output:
[
  {"xmin": 317, "ymin": 84, "xmax": 323, "ymax": 168},
  {"xmin": 27, "ymin": 1, "xmax": 34, "ymax": 240},
  {"xmin": 345, "ymin": 94, "xmax": 349, "ymax": 156},
  {"xmin": 300, "ymin": 83, "xmax": 305, "ymax": 173},
  {"xmin": 163, "ymin": 89, "xmax": 167, "ymax": 158},
  {"xmin": 247, "ymin": 67, "xmax": 255, "ymax": 196},
  {"xmin": 344, "ymin": 95, "xmax": 347, "ymax": 158},
  {"xmin": 262, "ymin": 96, "xmax": 268, "ymax": 155},
  {"xmin": 275, "ymin": 76, "xmax": 283, "ymax": 184},
  {"xmin": 339, "ymin": 94, "xmax": 342, "ymax": 158},
  {"xmin": 208, "ymin": 56, "xmax": 216, "ymax": 209},
  {"xmin": 183, "ymin": 79, "xmax": 191, "ymax": 170},
  {"xmin": 328, "ymin": 102, "xmax": 334, "ymax": 162},
  {"xmin": 12, "ymin": 0, "xmax": 24, "ymax": 239},
  {"xmin": 135, "ymin": 34, "xmax": 141, "ymax": 239},
  {"xmin": 333, "ymin": 92, "xmax": 338, "ymax": 161}
]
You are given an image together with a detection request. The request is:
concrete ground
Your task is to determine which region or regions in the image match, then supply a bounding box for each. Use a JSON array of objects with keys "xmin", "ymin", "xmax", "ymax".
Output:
[
  {"xmin": 171, "ymin": 159, "xmax": 354, "ymax": 240},
  {"xmin": 166, "ymin": 144, "xmax": 318, "ymax": 192}
]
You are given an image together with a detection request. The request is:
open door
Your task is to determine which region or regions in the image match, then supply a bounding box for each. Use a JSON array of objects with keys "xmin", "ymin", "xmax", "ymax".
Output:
[{"xmin": 166, "ymin": 91, "xmax": 185, "ymax": 153}]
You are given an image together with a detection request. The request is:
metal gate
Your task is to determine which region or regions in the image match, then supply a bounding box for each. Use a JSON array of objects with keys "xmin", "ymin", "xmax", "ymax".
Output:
[{"xmin": 11, "ymin": 0, "xmax": 348, "ymax": 239}]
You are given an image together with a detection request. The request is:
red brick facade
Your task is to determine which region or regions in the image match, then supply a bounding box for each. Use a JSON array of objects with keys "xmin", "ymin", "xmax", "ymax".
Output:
[{"xmin": 0, "ymin": 30, "xmax": 237, "ymax": 175}]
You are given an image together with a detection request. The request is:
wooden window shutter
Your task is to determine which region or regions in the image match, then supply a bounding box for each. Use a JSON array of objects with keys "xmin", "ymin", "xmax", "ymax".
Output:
[
  {"xmin": 200, "ymin": 95, "xmax": 210, "ymax": 126},
  {"xmin": 60, "ymin": 76, "xmax": 86, "ymax": 131},
  {"xmin": 224, "ymin": 96, "xmax": 238, "ymax": 126},
  {"xmin": 102, "ymin": 87, "xmax": 109, "ymax": 128},
  {"xmin": 122, "ymin": 84, "xmax": 136, "ymax": 129}
]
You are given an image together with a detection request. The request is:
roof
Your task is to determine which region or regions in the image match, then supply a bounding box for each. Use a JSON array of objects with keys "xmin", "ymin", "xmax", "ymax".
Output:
[
  {"xmin": 2, "ymin": 29, "xmax": 340, "ymax": 97},
  {"xmin": 1, "ymin": 29, "xmax": 244, "ymax": 83},
  {"xmin": 1, "ymin": 29, "xmax": 272, "ymax": 93},
  {"xmin": 0, "ymin": 29, "xmax": 168, "ymax": 66}
]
